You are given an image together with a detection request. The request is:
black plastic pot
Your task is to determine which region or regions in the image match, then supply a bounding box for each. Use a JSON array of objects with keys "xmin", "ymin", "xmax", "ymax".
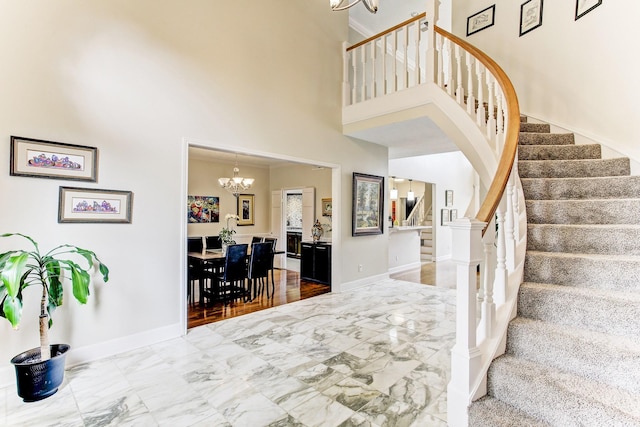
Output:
[{"xmin": 10, "ymin": 344, "xmax": 70, "ymax": 402}]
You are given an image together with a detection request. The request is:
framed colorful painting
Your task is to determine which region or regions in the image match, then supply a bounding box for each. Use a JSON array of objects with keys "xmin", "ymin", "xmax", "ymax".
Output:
[
  {"xmin": 237, "ymin": 194, "xmax": 255, "ymax": 226},
  {"xmin": 187, "ymin": 195, "xmax": 219, "ymax": 223},
  {"xmin": 58, "ymin": 187, "xmax": 132, "ymax": 223},
  {"xmin": 10, "ymin": 136, "xmax": 97, "ymax": 181}
]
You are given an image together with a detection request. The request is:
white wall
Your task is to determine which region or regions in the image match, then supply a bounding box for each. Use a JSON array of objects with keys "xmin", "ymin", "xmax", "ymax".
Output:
[
  {"xmin": 453, "ymin": 1, "xmax": 640, "ymax": 166},
  {"xmin": 390, "ymin": 151, "xmax": 476, "ymax": 259},
  {"xmin": 0, "ymin": 0, "xmax": 389, "ymax": 377}
]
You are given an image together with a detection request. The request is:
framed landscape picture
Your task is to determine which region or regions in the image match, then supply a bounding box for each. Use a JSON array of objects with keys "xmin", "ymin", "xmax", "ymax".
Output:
[
  {"xmin": 58, "ymin": 187, "xmax": 132, "ymax": 223},
  {"xmin": 352, "ymin": 172, "xmax": 384, "ymax": 236},
  {"xmin": 237, "ymin": 194, "xmax": 255, "ymax": 226},
  {"xmin": 10, "ymin": 136, "xmax": 97, "ymax": 182}
]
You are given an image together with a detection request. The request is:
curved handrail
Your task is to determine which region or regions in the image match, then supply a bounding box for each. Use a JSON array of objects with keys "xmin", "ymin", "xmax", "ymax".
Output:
[
  {"xmin": 434, "ymin": 26, "xmax": 520, "ymax": 234},
  {"xmin": 347, "ymin": 12, "xmax": 426, "ymax": 52}
]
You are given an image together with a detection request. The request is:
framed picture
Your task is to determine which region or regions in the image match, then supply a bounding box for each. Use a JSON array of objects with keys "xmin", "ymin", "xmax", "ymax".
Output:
[
  {"xmin": 441, "ymin": 209, "xmax": 450, "ymax": 226},
  {"xmin": 575, "ymin": 0, "xmax": 601, "ymax": 20},
  {"xmin": 466, "ymin": 5, "xmax": 495, "ymax": 36},
  {"xmin": 450, "ymin": 209, "xmax": 458, "ymax": 222},
  {"xmin": 322, "ymin": 198, "xmax": 333, "ymax": 216},
  {"xmin": 58, "ymin": 187, "xmax": 132, "ymax": 223},
  {"xmin": 10, "ymin": 136, "xmax": 97, "ymax": 182},
  {"xmin": 520, "ymin": 0, "xmax": 543, "ymax": 36},
  {"xmin": 237, "ymin": 194, "xmax": 255, "ymax": 226},
  {"xmin": 445, "ymin": 190, "xmax": 454, "ymax": 207},
  {"xmin": 187, "ymin": 195, "xmax": 219, "ymax": 223},
  {"xmin": 352, "ymin": 172, "xmax": 384, "ymax": 236}
]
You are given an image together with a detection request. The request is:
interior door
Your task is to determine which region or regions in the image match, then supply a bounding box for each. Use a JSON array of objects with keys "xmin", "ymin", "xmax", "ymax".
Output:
[
  {"xmin": 271, "ymin": 190, "xmax": 284, "ymax": 268},
  {"xmin": 301, "ymin": 187, "xmax": 316, "ymax": 242}
]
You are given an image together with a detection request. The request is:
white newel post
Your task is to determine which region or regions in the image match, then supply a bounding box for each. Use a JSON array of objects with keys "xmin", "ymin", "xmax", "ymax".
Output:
[{"xmin": 448, "ymin": 218, "xmax": 485, "ymax": 427}]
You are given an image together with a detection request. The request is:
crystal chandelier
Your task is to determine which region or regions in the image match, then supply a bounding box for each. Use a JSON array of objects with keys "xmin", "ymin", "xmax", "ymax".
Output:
[
  {"xmin": 330, "ymin": 0, "xmax": 378, "ymax": 13},
  {"xmin": 218, "ymin": 156, "xmax": 254, "ymax": 197}
]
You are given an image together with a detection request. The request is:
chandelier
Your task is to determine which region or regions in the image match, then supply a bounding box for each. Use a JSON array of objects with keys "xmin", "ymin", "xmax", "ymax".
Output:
[
  {"xmin": 330, "ymin": 0, "xmax": 378, "ymax": 13},
  {"xmin": 218, "ymin": 156, "xmax": 254, "ymax": 197}
]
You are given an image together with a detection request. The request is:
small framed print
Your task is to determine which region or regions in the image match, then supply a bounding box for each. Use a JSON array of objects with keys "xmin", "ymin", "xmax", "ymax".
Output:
[
  {"xmin": 466, "ymin": 5, "xmax": 495, "ymax": 36},
  {"xmin": 575, "ymin": 0, "xmax": 601, "ymax": 20},
  {"xmin": 450, "ymin": 209, "xmax": 458, "ymax": 222},
  {"xmin": 237, "ymin": 194, "xmax": 255, "ymax": 226},
  {"xmin": 445, "ymin": 190, "xmax": 454, "ymax": 207},
  {"xmin": 520, "ymin": 0, "xmax": 543, "ymax": 37},
  {"xmin": 322, "ymin": 198, "xmax": 333, "ymax": 216},
  {"xmin": 59, "ymin": 187, "xmax": 132, "ymax": 223},
  {"xmin": 441, "ymin": 209, "xmax": 450, "ymax": 226},
  {"xmin": 10, "ymin": 136, "xmax": 97, "ymax": 182}
]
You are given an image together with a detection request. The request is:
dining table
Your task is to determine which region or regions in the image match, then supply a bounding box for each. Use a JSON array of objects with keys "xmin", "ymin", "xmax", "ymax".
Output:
[{"xmin": 188, "ymin": 248, "xmax": 284, "ymax": 306}]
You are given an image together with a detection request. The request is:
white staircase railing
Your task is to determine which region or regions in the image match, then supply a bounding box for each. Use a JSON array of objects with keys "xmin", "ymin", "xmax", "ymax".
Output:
[
  {"xmin": 342, "ymin": 8, "xmax": 525, "ymax": 426},
  {"xmin": 406, "ymin": 196, "xmax": 426, "ymax": 227}
]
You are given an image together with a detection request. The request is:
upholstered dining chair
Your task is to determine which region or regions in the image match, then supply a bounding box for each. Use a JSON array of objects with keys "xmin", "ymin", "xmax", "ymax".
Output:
[
  {"xmin": 251, "ymin": 236, "xmax": 264, "ymax": 244},
  {"xmin": 247, "ymin": 242, "xmax": 272, "ymax": 300},
  {"xmin": 263, "ymin": 237, "xmax": 278, "ymax": 295},
  {"xmin": 209, "ymin": 243, "xmax": 249, "ymax": 304}
]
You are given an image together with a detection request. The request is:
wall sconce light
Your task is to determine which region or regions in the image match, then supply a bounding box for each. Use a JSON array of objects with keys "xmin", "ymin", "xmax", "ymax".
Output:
[{"xmin": 407, "ymin": 179, "xmax": 415, "ymax": 201}]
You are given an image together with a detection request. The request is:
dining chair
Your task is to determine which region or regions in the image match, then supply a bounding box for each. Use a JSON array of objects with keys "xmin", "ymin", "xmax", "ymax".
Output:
[
  {"xmin": 247, "ymin": 242, "xmax": 272, "ymax": 300},
  {"xmin": 263, "ymin": 237, "xmax": 278, "ymax": 295},
  {"xmin": 251, "ymin": 236, "xmax": 264, "ymax": 244},
  {"xmin": 209, "ymin": 243, "xmax": 249, "ymax": 304},
  {"xmin": 187, "ymin": 237, "xmax": 203, "ymax": 253},
  {"xmin": 205, "ymin": 235, "xmax": 222, "ymax": 251}
]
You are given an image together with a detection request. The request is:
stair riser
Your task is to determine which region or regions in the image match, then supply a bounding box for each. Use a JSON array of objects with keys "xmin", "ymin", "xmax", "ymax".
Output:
[
  {"xmin": 519, "ymin": 158, "xmax": 630, "ymax": 179},
  {"xmin": 525, "ymin": 199, "xmax": 640, "ymax": 224},
  {"xmin": 522, "ymin": 176, "xmax": 640, "ymax": 200},
  {"xmin": 524, "ymin": 253, "xmax": 640, "ymax": 290},
  {"xmin": 506, "ymin": 320, "xmax": 640, "ymax": 394},
  {"xmin": 519, "ymin": 144, "xmax": 601, "ymax": 161},
  {"xmin": 518, "ymin": 285, "xmax": 640, "ymax": 337},
  {"xmin": 520, "ymin": 123, "xmax": 550, "ymax": 133},
  {"xmin": 526, "ymin": 225, "xmax": 640, "ymax": 255},
  {"xmin": 519, "ymin": 132, "xmax": 573, "ymax": 145},
  {"xmin": 487, "ymin": 356, "xmax": 640, "ymax": 426}
]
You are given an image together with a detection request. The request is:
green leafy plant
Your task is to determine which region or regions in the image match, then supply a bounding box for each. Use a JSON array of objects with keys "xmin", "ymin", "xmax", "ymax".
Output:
[
  {"xmin": 0, "ymin": 233, "xmax": 109, "ymax": 361},
  {"xmin": 219, "ymin": 214, "xmax": 239, "ymax": 244}
]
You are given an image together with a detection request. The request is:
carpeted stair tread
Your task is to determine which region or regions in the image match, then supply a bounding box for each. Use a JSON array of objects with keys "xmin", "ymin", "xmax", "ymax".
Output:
[
  {"xmin": 518, "ymin": 132, "xmax": 574, "ymax": 146},
  {"xmin": 525, "ymin": 198, "xmax": 640, "ymax": 224},
  {"xmin": 507, "ymin": 317, "xmax": 640, "ymax": 394},
  {"xmin": 469, "ymin": 396, "xmax": 549, "ymax": 427},
  {"xmin": 520, "ymin": 122, "xmax": 550, "ymax": 133},
  {"xmin": 518, "ymin": 282, "xmax": 640, "ymax": 337},
  {"xmin": 521, "ymin": 175, "xmax": 640, "ymax": 200},
  {"xmin": 526, "ymin": 224, "xmax": 640, "ymax": 255},
  {"xmin": 524, "ymin": 251, "xmax": 640, "ymax": 290},
  {"xmin": 519, "ymin": 157, "xmax": 630, "ymax": 179},
  {"xmin": 519, "ymin": 144, "xmax": 601, "ymax": 161},
  {"xmin": 487, "ymin": 355, "xmax": 640, "ymax": 426}
]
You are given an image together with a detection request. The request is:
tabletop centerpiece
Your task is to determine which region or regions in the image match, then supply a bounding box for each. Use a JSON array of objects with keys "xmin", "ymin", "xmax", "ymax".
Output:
[{"xmin": 219, "ymin": 214, "xmax": 239, "ymax": 255}]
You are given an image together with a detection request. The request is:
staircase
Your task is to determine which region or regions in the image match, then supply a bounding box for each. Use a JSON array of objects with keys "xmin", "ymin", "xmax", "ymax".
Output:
[
  {"xmin": 420, "ymin": 210, "xmax": 434, "ymax": 261},
  {"xmin": 469, "ymin": 118, "xmax": 640, "ymax": 426}
]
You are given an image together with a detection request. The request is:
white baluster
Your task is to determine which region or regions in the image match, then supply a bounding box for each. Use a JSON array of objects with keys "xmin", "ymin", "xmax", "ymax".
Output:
[
  {"xmin": 505, "ymin": 175, "xmax": 516, "ymax": 272},
  {"xmin": 494, "ymin": 200, "xmax": 507, "ymax": 305},
  {"xmin": 512, "ymin": 165, "xmax": 521, "ymax": 240},
  {"xmin": 414, "ymin": 21, "xmax": 420, "ymax": 85},
  {"xmin": 479, "ymin": 219, "xmax": 497, "ymax": 342},
  {"xmin": 496, "ymin": 89, "xmax": 505, "ymax": 155},
  {"xmin": 382, "ymin": 34, "xmax": 387, "ymax": 95},
  {"xmin": 392, "ymin": 30, "xmax": 398, "ymax": 93},
  {"xmin": 455, "ymin": 45, "xmax": 464, "ymax": 105},
  {"xmin": 475, "ymin": 61, "xmax": 485, "ymax": 127},
  {"xmin": 351, "ymin": 47, "xmax": 358, "ymax": 104},
  {"xmin": 371, "ymin": 38, "xmax": 377, "ymax": 98},
  {"xmin": 444, "ymin": 38, "xmax": 453, "ymax": 96},
  {"xmin": 436, "ymin": 35, "xmax": 443, "ymax": 88},
  {"xmin": 466, "ymin": 53, "xmax": 475, "ymax": 115},
  {"xmin": 448, "ymin": 218, "xmax": 485, "ymax": 427},
  {"xmin": 486, "ymin": 75, "xmax": 496, "ymax": 140},
  {"xmin": 403, "ymin": 24, "xmax": 409, "ymax": 89},
  {"xmin": 360, "ymin": 45, "xmax": 366, "ymax": 101},
  {"xmin": 342, "ymin": 41, "xmax": 351, "ymax": 106}
]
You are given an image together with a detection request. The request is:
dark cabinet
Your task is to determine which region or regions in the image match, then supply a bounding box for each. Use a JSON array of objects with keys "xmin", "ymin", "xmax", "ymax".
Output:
[
  {"xmin": 287, "ymin": 232, "xmax": 302, "ymax": 258},
  {"xmin": 301, "ymin": 242, "xmax": 331, "ymax": 285}
]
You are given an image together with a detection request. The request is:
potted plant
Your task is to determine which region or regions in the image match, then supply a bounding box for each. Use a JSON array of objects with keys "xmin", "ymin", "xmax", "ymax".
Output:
[
  {"xmin": 0, "ymin": 233, "xmax": 109, "ymax": 402},
  {"xmin": 219, "ymin": 214, "xmax": 239, "ymax": 254}
]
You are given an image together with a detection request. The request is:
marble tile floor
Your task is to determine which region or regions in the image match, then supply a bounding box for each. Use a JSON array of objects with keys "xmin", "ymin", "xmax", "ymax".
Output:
[{"xmin": 0, "ymin": 279, "xmax": 456, "ymax": 427}]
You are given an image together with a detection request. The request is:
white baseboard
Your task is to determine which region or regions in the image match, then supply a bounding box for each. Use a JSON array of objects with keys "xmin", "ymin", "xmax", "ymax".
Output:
[
  {"xmin": 435, "ymin": 254, "xmax": 452, "ymax": 262},
  {"xmin": 388, "ymin": 262, "xmax": 422, "ymax": 275},
  {"xmin": 0, "ymin": 323, "xmax": 182, "ymax": 388},
  {"xmin": 337, "ymin": 272, "xmax": 390, "ymax": 293}
]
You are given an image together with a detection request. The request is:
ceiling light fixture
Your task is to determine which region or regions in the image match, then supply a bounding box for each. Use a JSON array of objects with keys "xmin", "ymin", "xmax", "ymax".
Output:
[
  {"xmin": 407, "ymin": 179, "xmax": 415, "ymax": 201},
  {"xmin": 218, "ymin": 155, "xmax": 254, "ymax": 198},
  {"xmin": 390, "ymin": 176, "xmax": 398, "ymax": 200},
  {"xmin": 330, "ymin": 0, "xmax": 378, "ymax": 14}
]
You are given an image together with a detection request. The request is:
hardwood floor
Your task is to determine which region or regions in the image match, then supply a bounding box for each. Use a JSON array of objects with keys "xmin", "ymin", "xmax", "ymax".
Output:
[
  {"xmin": 187, "ymin": 268, "xmax": 330, "ymax": 329},
  {"xmin": 187, "ymin": 260, "xmax": 457, "ymax": 329}
]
